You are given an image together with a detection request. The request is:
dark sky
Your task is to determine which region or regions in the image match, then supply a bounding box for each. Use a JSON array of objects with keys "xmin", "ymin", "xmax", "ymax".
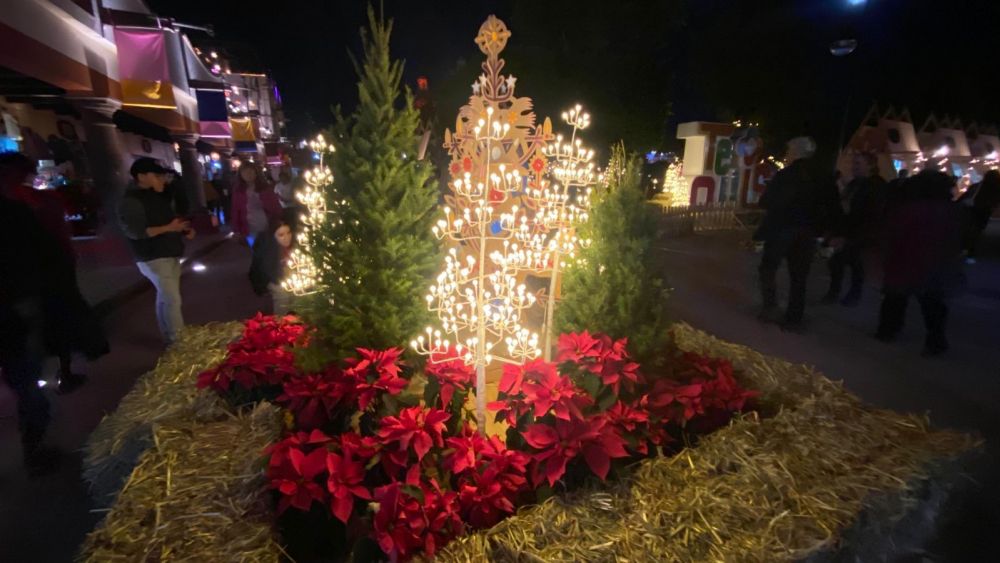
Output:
[{"xmin": 149, "ymin": 0, "xmax": 1000, "ymax": 155}]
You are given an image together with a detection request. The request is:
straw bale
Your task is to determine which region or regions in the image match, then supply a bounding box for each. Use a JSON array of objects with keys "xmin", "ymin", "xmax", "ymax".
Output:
[
  {"xmin": 438, "ymin": 326, "xmax": 979, "ymax": 562},
  {"xmin": 83, "ymin": 322, "xmax": 243, "ymax": 505},
  {"xmin": 79, "ymin": 402, "xmax": 284, "ymax": 563}
]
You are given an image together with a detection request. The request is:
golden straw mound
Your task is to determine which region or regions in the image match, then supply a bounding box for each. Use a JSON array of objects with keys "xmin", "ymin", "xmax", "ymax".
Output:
[
  {"xmin": 437, "ymin": 324, "xmax": 979, "ymax": 562},
  {"xmin": 80, "ymin": 403, "xmax": 284, "ymax": 563},
  {"xmin": 84, "ymin": 322, "xmax": 243, "ymax": 505}
]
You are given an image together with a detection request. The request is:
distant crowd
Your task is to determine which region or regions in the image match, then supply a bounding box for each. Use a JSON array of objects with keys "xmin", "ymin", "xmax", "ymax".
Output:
[
  {"xmin": 754, "ymin": 137, "xmax": 999, "ymax": 356},
  {"xmin": 0, "ymin": 151, "xmax": 303, "ymax": 475}
]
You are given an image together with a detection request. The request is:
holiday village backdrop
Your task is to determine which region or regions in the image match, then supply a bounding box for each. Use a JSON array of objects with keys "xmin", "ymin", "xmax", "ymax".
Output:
[{"xmin": 80, "ymin": 11, "xmax": 976, "ymax": 563}]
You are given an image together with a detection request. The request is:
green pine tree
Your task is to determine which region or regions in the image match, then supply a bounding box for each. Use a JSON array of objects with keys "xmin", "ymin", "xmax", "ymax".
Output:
[
  {"xmin": 298, "ymin": 7, "xmax": 440, "ymax": 367},
  {"xmin": 554, "ymin": 143, "xmax": 670, "ymax": 364}
]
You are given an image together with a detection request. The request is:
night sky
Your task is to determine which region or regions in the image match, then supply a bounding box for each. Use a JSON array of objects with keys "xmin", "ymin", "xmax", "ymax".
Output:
[{"xmin": 150, "ymin": 0, "xmax": 1000, "ymax": 159}]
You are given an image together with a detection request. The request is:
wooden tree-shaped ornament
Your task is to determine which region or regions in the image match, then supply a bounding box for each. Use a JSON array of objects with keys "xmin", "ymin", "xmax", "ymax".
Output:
[{"xmin": 412, "ymin": 15, "xmax": 553, "ymax": 433}]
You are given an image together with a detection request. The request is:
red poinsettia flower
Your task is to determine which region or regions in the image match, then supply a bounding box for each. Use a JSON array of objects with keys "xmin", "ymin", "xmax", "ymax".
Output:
[
  {"xmin": 442, "ymin": 424, "xmax": 486, "ymax": 475},
  {"xmin": 522, "ymin": 415, "xmax": 628, "ymax": 486},
  {"xmin": 197, "ymin": 314, "xmax": 304, "ymax": 393},
  {"xmin": 376, "ymin": 407, "xmax": 451, "ymax": 477},
  {"xmin": 648, "ymin": 379, "xmax": 705, "ymax": 422},
  {"xmin": 343, "ymin": 348, "xmax": 408, "ymax": 410},
  {"xmin": 276, "ymin": 367, "xmax": 346, "ymax": 430},
  {"xmin": 556, "ymin": 331, "xmax": 605, "ymax": 364},
  {"xmin": 372, "ymin": 482, "xmax": 425, "ymax": 560},
  {"xmin": 683, "ymin": 353, "xmax": 759, "ymax": 412},
  {"xmin": 426, "ymin": 357, "xmax": 475, "ymax": 409},
  {"xmin": 605, "ymin": 399, "xmax": 655, "ymax": 454},
  {"xmin": 267, "ymin": 446, "xmax": 329, "ymax": 514},
  {"xmin": 520, "ymin": 365, "xmax": 590, "ymax": 421},
  {"xmin": 325, "ymin": 450, "xmax": 372, "ymax": 523},
  {"xmin": 456, "ymin": 436, "xmax": 530, "ymax": 529},
  {"xmin": 462, "ymin": 156, "xmax": 473, "ymax": 173},
  {"xmin": 420, "ymin": 479, "xmax": 464, "ymax": 557},
  {"xmin": 338, "ymin": 431, "xmax": 380, "ymax": 461},
  {"xmin": 372, "ymin": 479, "xmax": 464, "ymax": 560},
  {"xmin": 265, "ymin": 429, "xmax": 333, "ymax": 475}
]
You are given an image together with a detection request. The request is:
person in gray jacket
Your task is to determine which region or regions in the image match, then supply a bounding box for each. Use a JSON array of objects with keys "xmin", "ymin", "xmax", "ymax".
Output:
[{"xmin": 118, "ymin": 158, "xmax": 193, "ymax": 344}]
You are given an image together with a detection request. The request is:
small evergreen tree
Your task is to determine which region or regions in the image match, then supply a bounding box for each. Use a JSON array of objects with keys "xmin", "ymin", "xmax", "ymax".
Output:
[
  {"xmin": 555, "ymin": 143, "xmax": 670, "ymax": 363},
  {"xmin": 298, "ymin": 7, "xmax": 440, "ymax": 367}
]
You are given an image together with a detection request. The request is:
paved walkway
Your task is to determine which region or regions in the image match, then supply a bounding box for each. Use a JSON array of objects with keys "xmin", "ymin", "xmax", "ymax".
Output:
[
  {"xmin": 0, "ymin": 236, "xmax": 270, "ymax": 562},
  {"xmin": 656, "ymin": 221, "xmax": 1000, "ymax": 561}
]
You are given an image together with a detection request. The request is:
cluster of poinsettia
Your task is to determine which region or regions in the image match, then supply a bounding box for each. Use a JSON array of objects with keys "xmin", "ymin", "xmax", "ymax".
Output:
[
  {"xmin": 196, "ymin": 313, "xmax": 305, "ymax": 400},
  {"xmin": 258, "ymin": 349, "xmax": 529, "ymax": 560},
  {"xmin": 491, "ymin": 331, "xmax": 759, "ymax": 488},
  {"xmin": 196, "ymin": 315, "xmax": 757, "ymax": 561}
]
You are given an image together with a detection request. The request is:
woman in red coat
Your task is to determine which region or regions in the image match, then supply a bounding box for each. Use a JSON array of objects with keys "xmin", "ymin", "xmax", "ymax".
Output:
[{"xmin": 230, "ymin": 161, "xmax": 281, "ymax": 245}]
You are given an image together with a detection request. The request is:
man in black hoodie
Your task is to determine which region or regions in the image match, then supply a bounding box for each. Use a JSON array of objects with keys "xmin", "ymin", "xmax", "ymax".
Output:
[
  {"xmin": 754, "ymin": 137, "xmax": 842, "ymax": 331},
  {"xmin": 118, "ymin": 158, "xmax": 193, "ymax": 344}
]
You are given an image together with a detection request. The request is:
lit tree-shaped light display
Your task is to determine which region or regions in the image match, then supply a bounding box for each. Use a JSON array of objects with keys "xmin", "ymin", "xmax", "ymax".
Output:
[
  {"xmin": 659, "ymin": 159, "xmax": 687, "ymax": 207},
  {"xmin": 282, "ymin": 134, "xmax": 340, "ymax": 296},
  {"xmin": 521, "ymin": 104, "xmax": 597, "ymax": 360},
  {"xmin": 411, "ymin": 15, "xmax": 553, "ymax": 432}
]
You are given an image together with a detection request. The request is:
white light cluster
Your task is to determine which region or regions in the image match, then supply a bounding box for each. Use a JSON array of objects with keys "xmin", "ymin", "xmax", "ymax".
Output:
[
  {"xmin": 281, "ymin": 134, "xmax": 340, "ymax": 296},
  {"xmin": 519, "ymin": 104, "xmax": 599, "ymax": 359},
  {"xmin": 412, "ymin": 105, "xmax": 543, "ymax": 368}
]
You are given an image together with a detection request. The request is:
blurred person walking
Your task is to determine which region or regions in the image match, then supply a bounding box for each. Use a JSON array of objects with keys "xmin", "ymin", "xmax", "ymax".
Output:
[
  {"xmin": 231, "ymin": 162, "xmax": 281, "ymax": 246},
  {"xmin": 959, "ymin": 169, "xmax": 1000, "ymax": 263},
  {"xmin": 118, "ymin": 157, "xmax": 193, "ymax": 345},
  {"xmin": 0, "ymin": 152, "xmax": 107, "ymax": 393},
  {"xmin": 876, "ymin": 165, "xmax": 963, "ymax": 356},
  {"xmin": 0, "ymin": 194, "xmax": 77, "ymax": 473},
  {"xmin": 823, "ymin": 152, "xmax": 886, "ymax": 306},
  {"xmin": 754, "ymin": 137, "xmax": 842, "ymax": 331}
]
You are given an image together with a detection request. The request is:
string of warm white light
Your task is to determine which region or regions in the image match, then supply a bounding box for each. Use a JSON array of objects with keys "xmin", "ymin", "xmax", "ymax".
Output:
[
  {"xmin": 281, "ymin": 134, "xmax": 341, "ymax": 296},
  {"xmin": 520, "ymin": 104, "xmax": 598, "ymax": 360}
]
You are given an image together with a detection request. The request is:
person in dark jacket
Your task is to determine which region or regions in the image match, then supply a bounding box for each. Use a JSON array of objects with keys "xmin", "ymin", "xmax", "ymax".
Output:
[
  {"xmin": 249, "ymin": 221, "xmax": 294, "ymax": 315},
  {"xmin": 118, "ymin": 158, "xmax": 194, "ymax": 345},
  {"xmin": 876, "ymin": 166, "xmax": 962, "ymax": 356},
  {"xmin": 0, "ymin": 196, "xmax": 69, "ymax": 474},
  {"xmin": 823, "ymin": 152, "xmax": 886, "ymax": 305},
  {"xmin": 0, "ymin": 152, "xmax": 107, "ymax": 393},
  {"xmin": 754, "ymin": 137, "xmax": 842, "ymax": 330},
  {"xmin": 959, "ymin": 169, "xmax": 1000, "ymax": 262}
]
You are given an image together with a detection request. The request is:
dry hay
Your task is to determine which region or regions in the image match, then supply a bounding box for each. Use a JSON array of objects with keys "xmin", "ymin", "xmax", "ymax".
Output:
[
  {"xmin": 79, "ymin": 402, "xmax": 284, "ymax": 563},
  {"xmin": 83, "ymin": 322, "xmax": 243, "ymax": 505},
  {"xmin": 437, "ymin": 324, "xmax": 980, "ymax": 562}
]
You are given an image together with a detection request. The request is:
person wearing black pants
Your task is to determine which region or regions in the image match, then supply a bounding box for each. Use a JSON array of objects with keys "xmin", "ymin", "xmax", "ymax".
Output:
[
  {"xmin": 754, "ymin": 137, "xmax": 842, "ymax": 330},
  {"xmin": 877, "ymin": 289, "xmax": 947, "ymax": 352},
  {"xmin": 876, "ymin": 166, "xmax": 962, "ymax": 356},
  {"xmin": 759, "ymin": 229, "xmax": 816, "ymax": 325},
  {"xmin": 824, "ymin": 153, "xmax": 886, "ymax": 306}
]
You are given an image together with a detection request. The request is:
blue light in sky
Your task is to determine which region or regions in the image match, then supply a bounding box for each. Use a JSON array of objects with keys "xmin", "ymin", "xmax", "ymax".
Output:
[{"xmin": 847, "ymin": 0, "xmax": 866, "ymax": 6}]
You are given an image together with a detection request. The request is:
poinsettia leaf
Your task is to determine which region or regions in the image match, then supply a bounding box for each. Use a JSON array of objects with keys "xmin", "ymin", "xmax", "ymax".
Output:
[
  {"xmin": 534, "ymin": 483, "xmax": 554, "ymax": 503},
  {"xmin": 579, "ymin": 372, "xmax": 602, "ymax": 399},
  {"xmin": 582, "ymin": 445, "xmax": 611, "ymax": 480},
  {"xmin": 597, "ymin": 387, "xmax": 618, "ymax": 412},
  {"xmin": 401, "ymin": 484, "xmax": 425, "ymax": 504},
  {"xmin": 423, "ymin": 377, "xmax": 441, "ymax": 406}
]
